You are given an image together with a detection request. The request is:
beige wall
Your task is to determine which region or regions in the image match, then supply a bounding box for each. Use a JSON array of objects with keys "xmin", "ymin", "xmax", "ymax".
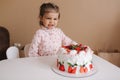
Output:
[{"xmin": 0, "ymin": 0, "xmax": 120, "ymax": 52}]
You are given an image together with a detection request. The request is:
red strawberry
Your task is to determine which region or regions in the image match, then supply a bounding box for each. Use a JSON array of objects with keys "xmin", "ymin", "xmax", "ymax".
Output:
[
  {"xmin": 80, "ymin": 67, "xmax": 84, "ymax": 73},
  {"xmin": 89, "ymin": 64, "xmax": 93, "ymax": 70},
  {"xmin": 75, "ymin": 47, "xmax": 81, "ymax": 53},
  {"xmin": 71, "ymin": 67, "xmax": 77, "ymax": 73},
  {"xmin": 68, "ymin": 66, "xmax": 72, "ymax": 73},
  {"xmin": 84, "ymin": 46, "xmax": 87, "ymax": 50},
  {"xmin": 66, "ymin": 48, "xmax": 71, "ymax": 53},
  {"xmin": 62, "ymin": 46, "xmax": 66, "ymax": 48},
  {"xmin": 84, "ymin": 67, "xmax": 88, "ymax": 73},
  {"xmin": 59, "ymin": 65, "xmax": 65, "ymax": 71},
  {"xmin": 79, "ymin": 44, "xmax": 82, "ymax": 47},
  {"xmin": 66, "ymin": 45, "xmax": 71, "ymax": 49},
  {"xmin": 68, "ymin": 66, "xmax": 77, "ymax": 74}
]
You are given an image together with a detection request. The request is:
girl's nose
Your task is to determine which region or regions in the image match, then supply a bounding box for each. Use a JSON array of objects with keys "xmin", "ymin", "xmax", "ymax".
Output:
[{"xmin": 50, "ymin": 20, "xmax": 54, "ymax": 23}]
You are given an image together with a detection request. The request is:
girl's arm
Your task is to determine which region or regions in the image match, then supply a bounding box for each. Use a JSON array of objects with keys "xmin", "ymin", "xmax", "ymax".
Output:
[
  {"xmin": 60, "ymin": 29, "xmax": 77, "ymax": 46},
  {"xmin": 28, "ymin": 30, "xmax": 41, "ymax": 57}
]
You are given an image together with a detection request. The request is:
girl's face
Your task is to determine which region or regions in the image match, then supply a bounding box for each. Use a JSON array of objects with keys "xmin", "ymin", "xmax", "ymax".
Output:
[{"xmin": 41, "ymin": 12, "xmax": 59, "ymax": 29}]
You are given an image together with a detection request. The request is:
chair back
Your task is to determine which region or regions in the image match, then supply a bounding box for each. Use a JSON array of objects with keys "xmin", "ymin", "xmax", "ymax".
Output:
[
  {"xmin": 0, "ymin": 26, "xmax": 10, "ymax": 60},
  {"xmin": 6, "ymin": 46, "xmax": 19, "ymax": 59},
  {"xmin": 24, "ymin": 44, "xmax": 30, "ymax": 57}
]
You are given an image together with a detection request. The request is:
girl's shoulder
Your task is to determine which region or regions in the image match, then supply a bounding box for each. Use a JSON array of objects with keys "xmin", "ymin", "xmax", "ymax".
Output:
[
  {"xmin": 34, "ymin": 29, "xmax": 45, "ymax": 36},
  {"xmin": 55, "ymin": 27, "xmax": 63, "ymax": 32},
  {"xmin": 36, "ymin": 28, "xmax": 45, "ymax": 33}
]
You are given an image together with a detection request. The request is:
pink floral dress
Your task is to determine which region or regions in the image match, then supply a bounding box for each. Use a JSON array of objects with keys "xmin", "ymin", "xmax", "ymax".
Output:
[{"xmin": 28, "ymin": 27, "xmax": 77, "ymax": 57}]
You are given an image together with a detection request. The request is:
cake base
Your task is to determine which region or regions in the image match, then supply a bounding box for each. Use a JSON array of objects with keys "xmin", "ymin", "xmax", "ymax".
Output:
[{"xmin": 51, "ymin": 63, "xmax": 97, "ymax": 78}]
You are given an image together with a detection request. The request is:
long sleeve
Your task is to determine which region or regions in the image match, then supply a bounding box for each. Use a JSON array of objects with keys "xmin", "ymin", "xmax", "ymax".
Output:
[
  {"xmin": 60, "ymin": 29, "xmax": 77, "ymax": 46},
  {"xmin": 28, "ymin": 27, "xmax": 77, "ymax": 57},
  {"xmin": 28, "ymin": 30, "xmax": 41, "ymax": 57}
]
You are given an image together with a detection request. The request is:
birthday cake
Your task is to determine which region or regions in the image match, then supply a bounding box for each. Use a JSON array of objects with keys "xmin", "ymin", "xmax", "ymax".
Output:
[{"xmin": 57, "ymin": 44, "xmax": 94, "ymax": 74}]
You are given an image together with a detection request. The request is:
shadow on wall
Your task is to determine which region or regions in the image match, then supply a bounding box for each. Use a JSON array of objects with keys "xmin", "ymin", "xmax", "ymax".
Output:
[
  {"xmin": 109, "ymin": 14, "xmax": 120, "ymax": 52},
  {"xmin": 96, "ymin": 14, "xmax": 120, "ymax": 53}
]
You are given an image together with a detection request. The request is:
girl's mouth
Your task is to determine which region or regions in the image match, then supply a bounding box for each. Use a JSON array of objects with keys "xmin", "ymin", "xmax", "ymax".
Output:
[{"xmin": 48, "ymin": 24, "xmax": 54, "ymax": 27}]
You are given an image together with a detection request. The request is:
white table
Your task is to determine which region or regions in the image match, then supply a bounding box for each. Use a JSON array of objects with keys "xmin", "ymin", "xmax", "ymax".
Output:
[{"xmin": 0, "ymin": 54, "xmax": 120, "ymax": 80}]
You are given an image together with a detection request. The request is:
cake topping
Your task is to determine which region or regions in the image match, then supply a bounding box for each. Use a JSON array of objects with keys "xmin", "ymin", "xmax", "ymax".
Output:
[{"xmin": 62, "ymin": 44, "xmax": 88, "ymax": 53}]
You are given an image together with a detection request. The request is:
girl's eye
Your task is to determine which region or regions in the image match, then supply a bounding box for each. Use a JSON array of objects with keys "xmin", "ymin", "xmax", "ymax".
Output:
[
  {"xmin": 54, "ymin": 18, "xmax": 58, "ymax": 20},
  {"xmin": 46, "ymin": 18, "xmax": 51, "ymax": 19},
  {"xmin": 45, "ymin": 17, "xmax": 58, "ymax": 20}
]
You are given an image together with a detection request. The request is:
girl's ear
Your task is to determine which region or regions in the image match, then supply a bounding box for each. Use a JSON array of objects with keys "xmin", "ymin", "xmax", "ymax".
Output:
[
  {"xmin": 38, "ymin": 16, "xmax": 43, "ymax": 22},
  {"xmin": 39, "ymin": 16, "xmax": 43, "ymax": 26},
  {"xmin": 39, "ymin": 16, "xmax": 43, "ymax": 21}
]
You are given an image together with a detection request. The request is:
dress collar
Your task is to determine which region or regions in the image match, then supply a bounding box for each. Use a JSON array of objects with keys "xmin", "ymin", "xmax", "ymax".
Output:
[{"xmin": 41, "ymin": 26, "xmax": 56, "ymax": 31}]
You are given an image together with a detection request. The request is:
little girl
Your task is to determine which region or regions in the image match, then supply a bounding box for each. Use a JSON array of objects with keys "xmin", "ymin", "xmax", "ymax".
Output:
[{"xmin": 28, "ymin": 2, "xmax": 77, "ymax": 57}]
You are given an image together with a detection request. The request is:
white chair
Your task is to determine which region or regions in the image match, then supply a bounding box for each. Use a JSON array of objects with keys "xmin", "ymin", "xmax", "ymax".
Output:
[
  {"xmin": 24, "ymin": 44, "xmax": 30, "ymax": 57},
  {"xmin": 6, "ymin": 46, "xmax": 19, "ymax": 59}
]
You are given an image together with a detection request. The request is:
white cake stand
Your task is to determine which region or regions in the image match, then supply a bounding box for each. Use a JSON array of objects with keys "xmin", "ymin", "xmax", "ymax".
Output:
[{"xmin": 51, "ymin": 64, "xmax": 97, "ymax": 78}]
